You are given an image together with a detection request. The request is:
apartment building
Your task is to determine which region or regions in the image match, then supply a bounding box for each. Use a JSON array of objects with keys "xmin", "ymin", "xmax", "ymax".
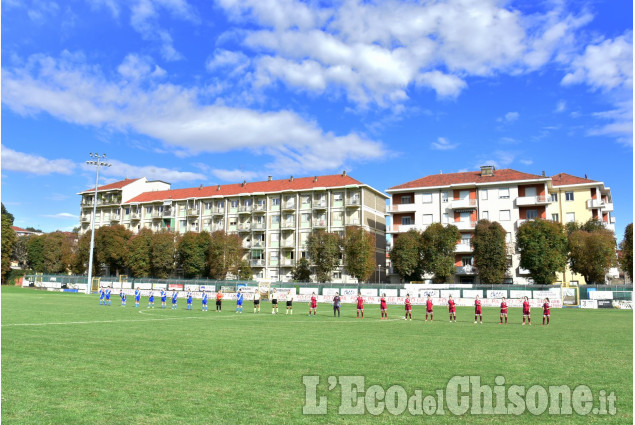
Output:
[
  {"xmin": 547, "ymin": 173, "xmax": 616, "ymax": 284},
  {"xmin": 78, "ymin": 173, "xmax": 387, "ymax": 283},
  {"xmin": 387, "ymin": 166, "xmax": 558, "ymax": 284}
]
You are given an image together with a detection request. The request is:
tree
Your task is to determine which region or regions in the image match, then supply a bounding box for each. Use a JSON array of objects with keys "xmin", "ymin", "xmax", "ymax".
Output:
[
  {"xmin": 126, "ymin": 228, "xmax": 153, "ymax": 278},
  {"xmin": 291, "ymin": 258, "xmax": 312, "ymax": 282},
  {"xmin": 151, "ymin": 230, "xmax": 176, "ymax": 278},
  {"xmin": 473, "ymin": 220, "xmax": 508, "ymax": 284},
  {"xmin": 237, "ymin": 259, "xmax": 253, "ymax": 280},
  {"xmin": 619, "ymin": 223, "xmax": 633, "ymax": 282},
  {"xmin": 71, "ymin": 232, "xmax": 92, "ymax": 275},
  {"xmin": 94, "ymin": 225, "xmax": 132, "ymax": 276},
  {"xmin": 41, "ymin": 232, "xmax": 73, "ymax": 274},
  {"xmin": 421, "ymin": 223, "xmax": 461, "ymax": 283},
  {"xmin": 342, "ymin": 226, "xmax": 376, "ymax": 282},
  {"xmin": 176, "ymin": 232, "xmax": 208, "ymax": 278},
  {"xmin": 12, "ymin": 235, "xmax": 30, "ymax": 269},
  {"xmin": 568, "ymin": 229, "xmax": 616, "ymax": 284},
  {"xmin": 306, "ymin": 229, "xmax": 342, "ymax": 283},
  {"xmin": 1, "ymin": 203, "xmax": 14, "ymax": 224},
  {"xmin": 1, "ymin": 213, "xmax": 17, "ymax": 284},
  {"xmin": 390, "ymin": 230, "xmax": 424, "ymax": 282},
  {"xmin": 208, "ymin": 231, "xmax": 243, "ymax": 280},
  {"xmin": 516, "ymin": 219, "xmax": 568, "ymax": 285},
  {"xmin": 26, "ymin": 235, "xmax": 46, "ymax": 272}
]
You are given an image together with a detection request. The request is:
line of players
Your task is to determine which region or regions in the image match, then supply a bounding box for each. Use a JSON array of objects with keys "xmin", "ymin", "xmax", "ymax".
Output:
[{"xmin": 98, "ymin": 287, "xmax": 552, "ymax": 325}]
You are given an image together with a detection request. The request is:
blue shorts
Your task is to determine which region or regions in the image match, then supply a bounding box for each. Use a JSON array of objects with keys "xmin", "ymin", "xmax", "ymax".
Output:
[
  {"xmin": 149, "ymin": 297, "xmax": 154, "ymax": 302},
  {"xmin": 162, "ymin": 298, "xmax": 166, "ymax": 302},
  {"xmin": 237, "ymin": 300, "xmax": 243, "ymax": 306},
  {"xmin": 202, "ymin": 300, "xmax": 207, "ymax": 305},
  {"xmin": 135, "ymin": 296, "xmax": 140, "ymax": 301}
]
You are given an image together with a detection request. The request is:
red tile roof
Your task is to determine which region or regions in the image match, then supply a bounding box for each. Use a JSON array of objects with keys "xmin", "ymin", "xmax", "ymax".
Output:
[
  {"xmin": 79, "ymin": 178, "xmax": 141, "ymax": 194},
  {"xmin": 11, "ymin": 226, "xmax": 27, "ymax": 232},
  {"xmin": 550, "ymin": 173, "xmax": 598, "ymax": 187},
  {"xmin": 388, "ymin": 169, "xmax": 547, "ymax": 191},
  {"xmin": 124, "ymin": 174, "xmax": 365, "ymax": 203}
]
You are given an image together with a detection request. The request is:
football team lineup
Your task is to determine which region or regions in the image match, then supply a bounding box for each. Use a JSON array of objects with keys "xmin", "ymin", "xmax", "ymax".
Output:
[{"xmin": 98, "ymin": 286, "xmax": 554, "ymax": 325}]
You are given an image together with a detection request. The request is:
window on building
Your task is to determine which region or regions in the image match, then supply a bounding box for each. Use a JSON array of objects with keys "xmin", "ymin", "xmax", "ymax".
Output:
[
  {"xmin": 401, "ymin": 195, "xmax": 411, "ymax": 204},
  {"xmin": 480, "ymin": 189, "xmax": 488, "ymax": 200},
  {"xmin": 422, "ymin": 193, "xmax": 432, "ymax": 203},
  {"xmin": 334, "ymin": 193, "xmax": 343, "ymax": 202},
  {"xmin": 302, "ymin": 195, "xmax": 311, "ymax": 205},
  {"xmin": 506, "ymin": 232, "xmax": 512, "ymax": 244},
  {"xmin": 401, "ymin": 216, "xmax": 412, "ymax": 225},
  {"xmin": 146, "ymin": 206, "xmax": 153, "ymax": 214},
  {"xmin": 272, "ymin": 198, "xmax": 280, "ymax": 206},
  {"xmin": 550, "ymin": 193, "xmax": 558, "ymax": 202},
  {"xmin": 481, "ymin": 211, "xmax": 489, "ymax": 220},
  {"xmin": 271, "ymin": 215, "xmax": 280, "ymax": 224},
  {"xmin": 229, "ymin": 218, "xmax": 237, "ymax": 226},
  {"xmin": 462, "ymin": 256, "xmax": 473, "ymax": 266},
  {"xmin": 422, "ymin": 214, "xmax": 433, "ymax": 225},
  {"xmin": 230, "ymin": 200, "xmax": 238, "ymax": 208},
  {"xmin": 441, "ymin": 192, "xmax": 449, "ymax": 203},
  {"xmin": 498, "ymin": 188, "xmax": 510, "ymax": 199},
  {"xmin": 526, "ymin": 209, "xmax": 538, "ymax": 220},
  {"xmin": 302, "ymin": 213, "xmax": 311, "ymax": 223},
  {"xmin": 565, "ymin": 192, "xmax": 574, "ymax": 201},
  {"xmin": 271, "ymin": 233, "xmax": 279, "ymax": 242},
  {"xmin": 566, "ymin": 212, "xmax": 575, "ymax": 223},
  {"xmin": 551, "ymin": 213, "xmax": 559, "ymax": 222},
  {"xmin": 217, "ymin": 201, "xmax": 225, "ymax": 208},
  {"xmin": 442, "ymin": 213, "xmax": 449, "ymax": 224},
  {"xmin": 499, "ymin": 210, "xmax": 511, "ymax": 221}
]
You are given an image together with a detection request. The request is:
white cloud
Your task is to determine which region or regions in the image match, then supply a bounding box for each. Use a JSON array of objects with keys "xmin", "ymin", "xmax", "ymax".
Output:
[
  {"xmin": 117, "ymin": 54, "xmax": 166, "ymax": 80},
  {"xmin": 211, "ymin": 168, "xmax": 261, "ymax": 182},
  {"xmin": 2, "ymin": 53, "xmax": 386, "ymax": 176},
  {"xmin": 86, "ymin": 159, "xmax": 206, "ymax": 183},
  {"xmin": 206, "ymin": 49, "xmax": 251, "ymax": 74},
  {"xmin": 216, "ymin": 0, "xmax": 591, "ymax": 107},
  {"xmin": 431, "ymin": 137, "xmax": 458, "ymax": 151},
  {"xmin": 519, "ymin": 159, "xmax": 533, "ymax": 166},
  {"xmin": 43, "ymin": 212, "xmax": 78, "ymax": 219},
  {"xmin": 498, "ymin": 112, "xmax": 519, "ymax": 122},
  {"xmin": 1, "ymin": 145, "xmax": 76, "ymax": 175},
  {"xmin": 555, "ymin": 100, "xmax": 567, "ymax": 113}
]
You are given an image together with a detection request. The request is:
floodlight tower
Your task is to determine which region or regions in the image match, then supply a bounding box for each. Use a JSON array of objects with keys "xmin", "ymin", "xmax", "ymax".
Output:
[{"xmin": 85, "ymin": 153, "xmax": 112, "ymax": 294}]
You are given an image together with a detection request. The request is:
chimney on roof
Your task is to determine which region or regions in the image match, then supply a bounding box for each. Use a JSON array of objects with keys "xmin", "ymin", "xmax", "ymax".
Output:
[
  {"xmin": 480, "ymin": 165, "xmax": 495, "ymax": 176},
  {"xmin": 342, "ymin": 170, "xmax": 347, "ymax": 176},
  {"xmin": 585, "ymin": 174, "xmax": 588, "ymax": 179},
  {"xmin": 241, "ymin": 180, "xmax": 246, "ymax": 187},
  {"xmin": 217, "ymin": 185, "xmax": 221, "ymax": 191},
  {"xmin": 541, "ymin": 171, "xmax": 545, "ymax": 177},
  {"xmin": 440, "ymin": 170, "xmax": 443, "ymax": 174},
  {"xmin": 313, "ymin": 176, "xmax": 318, "ymax": 182},
  {"xmin": 199, "ymin": 184, "xmax": 203, "ymax": 190},
  {"xmin": 268, "ymin": 176, "xmax": 273, "ymax": 181},
  {"xmin": 289, "ymin": 176, "xmax": 294, "ymax": 182}
]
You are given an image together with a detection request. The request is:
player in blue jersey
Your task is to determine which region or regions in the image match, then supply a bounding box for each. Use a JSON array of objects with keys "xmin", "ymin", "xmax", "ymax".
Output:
[
  {"xmin": 172, "ymin": 290, "xmax": 178, "ymax": 309},
  {"xmin": 99, "ymin": 287, "xmax": 105, "ymax": 305},
  {"xmin": 236, "ymin": 288, "xmax": 244, "ymax": 313},
  {"xmin": 148, "ymin": 290, "xmax": 155, "ymax": 308},
  {"xmin": 187, "ymin": 290, "xmax": 193, "ymax": 310},
  {"xmin": 120, "ymin": 290, "xmax": 127, "ymax": 307},
  {"xmin": 202, "ymin": 291, "xmax": 208, "ymax": 311},
  {"xmin": 134, "ymin": 288, "xmax": 141, "ymax": 308},
  {"xmin": 160, "ymin": 290, "xmax": 167, "ymax": 309},
  {"xmin": 105, "ymin": 287, "xmax": 111, "ymax": 306}
]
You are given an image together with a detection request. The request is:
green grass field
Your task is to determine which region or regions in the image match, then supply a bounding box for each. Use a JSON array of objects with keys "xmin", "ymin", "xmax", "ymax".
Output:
[{"xmin": 2, "ymin": 286, "xmax": 632, "ymax": 424}]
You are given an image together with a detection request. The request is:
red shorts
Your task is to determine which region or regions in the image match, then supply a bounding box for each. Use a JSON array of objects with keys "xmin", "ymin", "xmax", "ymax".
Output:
[
  {"xmin": 543, "ymin": 311, "xmax": 550, "ymax": 316},
  {"xmin": 405, "ymin": 306, "xmax": 412, "ymax": 311},
  {"xmin": 449, "ymin": 308, "xmax": 455, "ymax": 313},
  {"xmin": 426, "ymin": 309, "xmax": 433, "ymax": 314},
  {"xmin": 357, "ymin": 305, "xmax": 364, "ymax": 310},
  {"xmin": 380, "ymin": 304, "xmax": 387, "ymax": 310},
  {"xmin": 523, "ymin": 310, "xmax": 530, "ymax": 315},
  {"xmin": 501, "ymin": 310, "xmax": 508, "ymax": 314},
  {"xmin": 475, "ymin": 308, "xmax": 482, "ymax": 314},
  {"xmin": 311, "ymin": 303, "xmax": 317, "ymax": 308}
]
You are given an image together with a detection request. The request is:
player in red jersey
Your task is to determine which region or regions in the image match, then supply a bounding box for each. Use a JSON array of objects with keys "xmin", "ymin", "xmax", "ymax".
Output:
[
  {"xmin": 309, "ymin": 292, "xmax": 317, "ymax": 316},
  {"xmin": 474, "ymin": 295, "xmax": 482, "ymax": 324},
  {"xmin": 522, "ymin": 296, "xmax": 531, "ymax": 325},
  {"xmin": 448, "ymin": 295, "xmax": 456, "ymax": 323},
  {"xmin": 425, "ymin": 295, "xmax": 433, "ymax": 322},
  {"xmin": 380, "ymin": 293, "xmax": 388, "ymax": 319},
  {"xmin": 356, "ymin": 293, "xmax": 364, "ymax": 318},
  {"xmin": 499, "ymin": 297, "xmax": 508, "ymax": 325},
  {"xmin": 404, "ymin": 294, "xmax": 412, "ymax": 321},
  {"xmin": 542, "ymin": 298, "xmax": 550, "ymax": 325}
]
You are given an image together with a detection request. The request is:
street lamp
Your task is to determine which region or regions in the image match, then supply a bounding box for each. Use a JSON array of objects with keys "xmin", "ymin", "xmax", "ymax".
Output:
[
  {"xmin": 377, "ymin": 264, "xmax": 382, "ymax": 284},
  {"xmin": 85, "ymin": 153, "xmax": 112, "ymax": 294}
]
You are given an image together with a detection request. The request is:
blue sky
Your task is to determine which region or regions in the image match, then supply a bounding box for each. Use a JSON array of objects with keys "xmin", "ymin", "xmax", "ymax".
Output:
[{"xmin": 1, "ymin": 0, "xmax": 632, "ymax": 240}]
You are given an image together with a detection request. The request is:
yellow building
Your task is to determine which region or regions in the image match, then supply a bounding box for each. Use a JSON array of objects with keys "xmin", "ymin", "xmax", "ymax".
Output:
[{"xmin": 548, "ymin": 173, "xmax": 615, "ymax": 285}]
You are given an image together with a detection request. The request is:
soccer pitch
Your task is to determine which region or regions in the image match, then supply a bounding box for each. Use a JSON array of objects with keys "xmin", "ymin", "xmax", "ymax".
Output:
[{"xmin": 1, "ymin": 286, "xmax": 632, "ymax": 424}]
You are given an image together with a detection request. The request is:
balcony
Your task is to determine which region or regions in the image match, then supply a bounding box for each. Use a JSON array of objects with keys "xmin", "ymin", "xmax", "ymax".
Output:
[
  {"xmin": 110, "ymin": 215, "xmax": 121, "ymax": 223},
  {"xmin": 211, "ymin": 208, "xmax": 225, "ymax": 215},
  {"xmin": 387, "ymin": 203, "xmax": 416, "ymax": 213},
  {"xmin": 251, "ymin": 222, "xmax": 266, "ymax": 231},
  {"xmin": 516, "ymin": 196, "xmax": 550, "ymax": 207},
  {"xmin": 252, "ymin": 204, "xmax": 266, "ymax": 213},
  {"xmin": 97, "ymin": 198, "xmax": 121, "ymax": 206},
  {"xmin": 601, "ymin": 221, "xmax": 616, "ymax": 232},
  {"xmin": 282, "ymin": 201, "xmax": 296, "ymax": 210},
  {"xmin": 81, "ymin": 216, "xmax": 91, "ymax": 223},
  {"xmin": 346, "ymin": 219, "xmax": 360, "ymax": 226},
  {"xmin": 448, "ymin": 198, "xmax": 477, "ymax": 209},
  {"xmin": 162, "ymin": 209, "xmax": 173, "ymax": 218},
  {"xmin": 250, "ymin": 259, "xmax": 265, "ymax": 267},
  {"xmin": 186, "ymin": 208, "xmax": 199, "ymax": 217},
  {"xmin": 313, "ymin": 219, "xmax": 327, "ymax": 228},
  {"xmin": 455, "ymin": 243, "xmax": 472, "ymax": 253},
  {"xmin": 237, "ymin": 223, "xmax": 251, "ymax": 232},
  {"xmin": 130, "ymin": 213, "xmax": 141, "ymax": 221},
  {"xmin": 586, "ymin": 199, "xmax": 604, "ymax": 209},
  {"xmin": 454, "ymin": 221, "xmax": 477, "ymax": 231},
  {"xmin": 282, "ymin": 220, "xmax": 295, "ymax": 229},
  {"xmin": 456, "ymin": 265, "xmax": 477, "ymax": 275},
  {"xmin": 242, "ymin": 240, "xmax": 252, "ymax": 249},
  {"xmin": 346, "ymin": 198, "xmax": 361, "ymax": 207},
  {"xmin": 281, "ymin": 258, "xmax": 295, "ymax": 267},
  {"xmin": 238, "ymin": 205, "xmax": 253, "ymax": 214},
  {"xmin": 281, "ymin": 239, "xmax": 295, "ymax": 248},
  {"xmin": 603, "ymin": 202, "xmax": 614, "ymax": 212},
  {"xmin": 211, "ymin": 225, "xmax": 225, "ymax": 232},
  {"xmin": 312, "ymin": 200, "xmax": 327, "ymax": 209}
]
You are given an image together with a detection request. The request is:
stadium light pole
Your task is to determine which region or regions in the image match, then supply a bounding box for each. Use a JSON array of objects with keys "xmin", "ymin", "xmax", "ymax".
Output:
[
  {"xmin": 377, "ymin": 265, "xmax": 381, "ymax": 284},
  {"xmin": 85, "ymin": 153, "xmax": 112, "ymax": 295}
]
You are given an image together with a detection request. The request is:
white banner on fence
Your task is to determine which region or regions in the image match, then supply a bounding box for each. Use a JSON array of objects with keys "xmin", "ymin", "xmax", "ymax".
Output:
[
  {"xmin": 462, "ymin": 290, "xmax": 483, "ymax": 299},
  {"xmin": 589, "ymin": 291, "xmax": 613, "ymax": 300},
  {"xmin": 440, "ymin": 290, "xmax": 461, "ymax": 298},
  {"xmin": 613, "ymin": 300, "xmax": 632, "ymax": 310},
  {"xmin": 533, "ymin": 290, "xmax": 560, "ymax": 300},
  {"xmin": 184, "ymin": 285, "xmax": 200, "ymax": 292},
  {"xmin": 487, "ymin": 290, "xmax": 507, "ymax": 299},
  {"xmin": 380, "ymin": 289, "xmax": 399, "ymax": 297},
  {"xmin": 420, "ymin": 289, "xmax": 439, "ymax": 298},
  {"xmin": 341, "ymin": 288, "xmax": 357, "ymax": 296},
  {"xmin": 322, "ymin": 288, "xmax": 339, "ymax": 296},
  {"xmin": 581, "ymin": 299, "xmax": 598, "ymax": 309},
  {"xmin": 299, "ymin": 287, "xmax": 319, "ymax": 295},
  {"xmin": 360, "ymin": 288, "xmax": 378, "ymax": 297},
  {"xmin": 199, "ymin": 285, "xmax": 216, "ymax": 292},
  {"xmin": 509, "ymin": 290, "xmax": 532, "ymax": 299}
]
